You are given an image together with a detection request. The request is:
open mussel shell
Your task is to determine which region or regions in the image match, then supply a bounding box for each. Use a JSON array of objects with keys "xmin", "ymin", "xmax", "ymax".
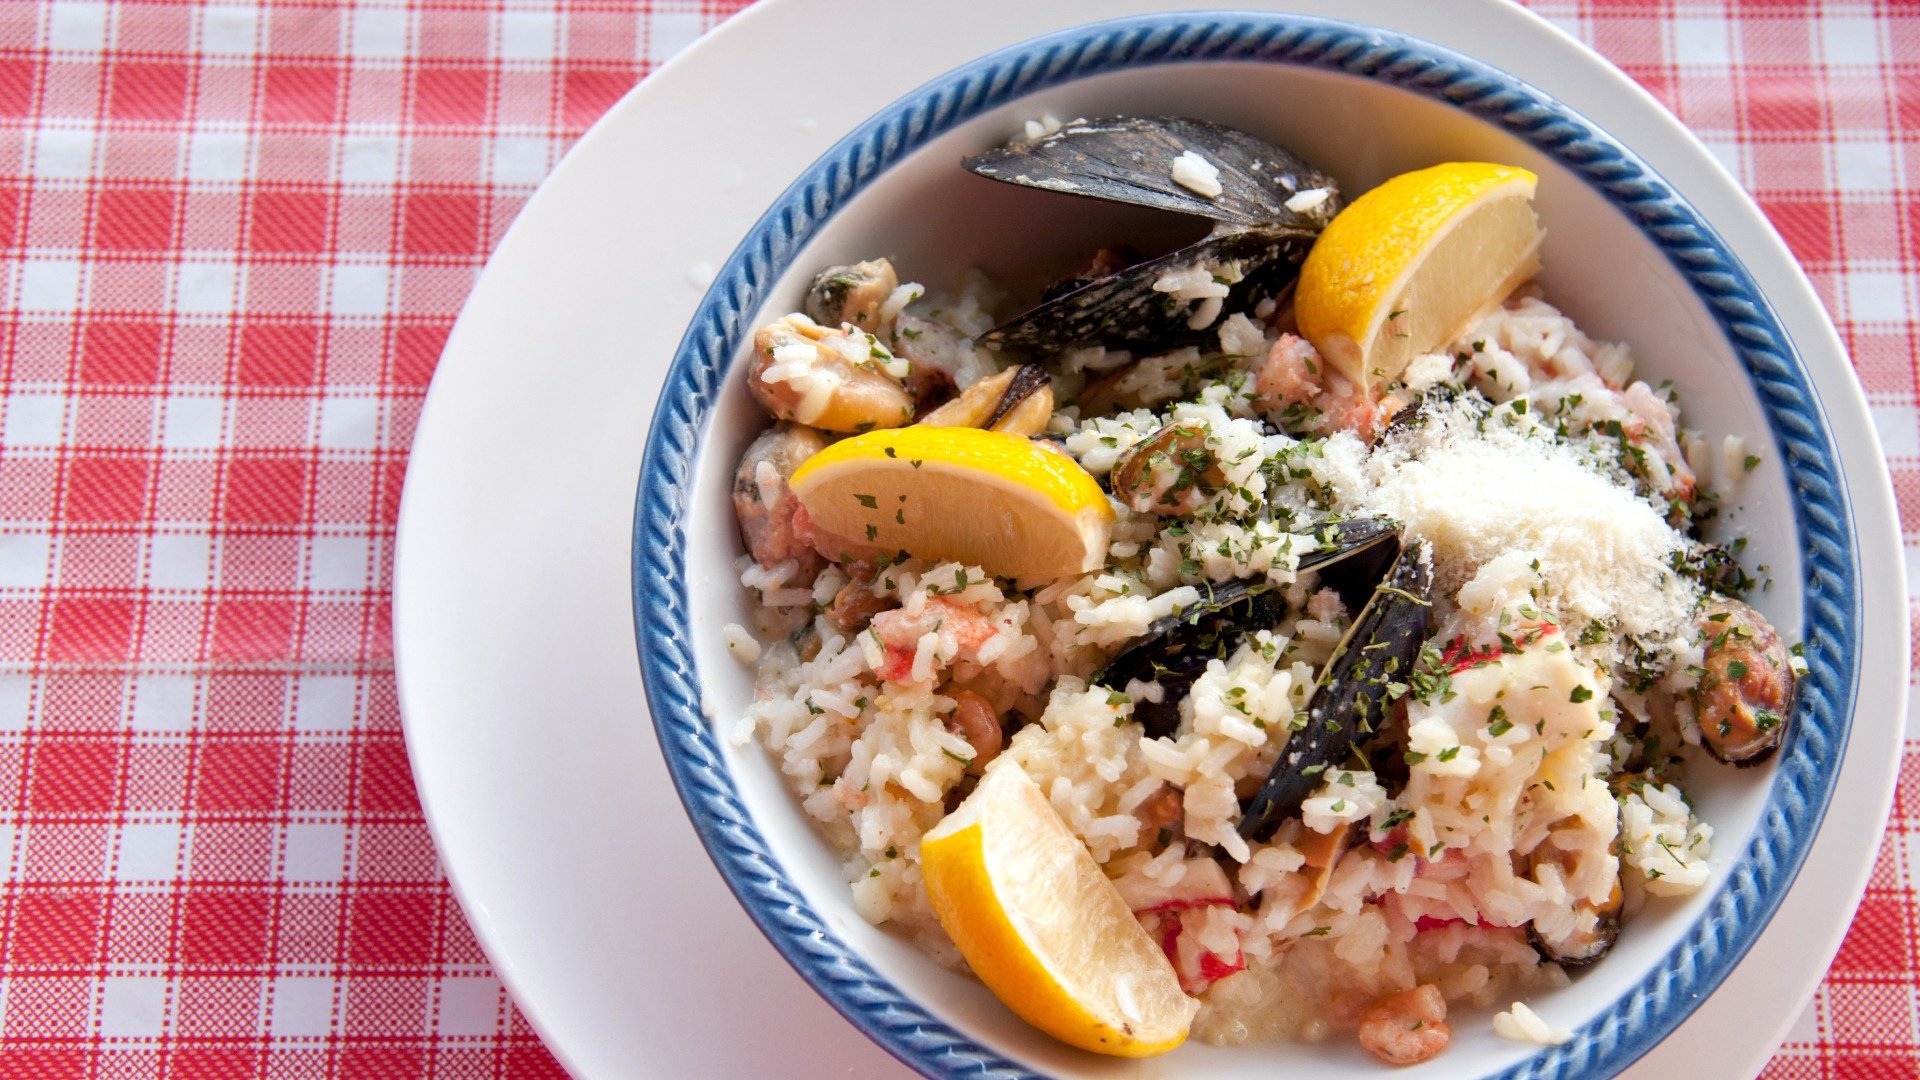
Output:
[
  {"xmin": 1097, "ymin": 518, "xmax": 1403, "ymax": 739},
  {"xmin": 1529, "ymin": 874, "xmax": 1624, "ymax": 967},
  {"xmin": 920, "ymin": 362, "xmax": 1052, "ymax": 434},
  {"xmin": 1240, "ymin": 538, "xmax": 1434, "ymax": 843},
  {"xmin": 963, "ymin": 117, "xmax": 1342, "ymax": 230},
  {"xmin": 1296, "ymin": 518, "xmax": 1403, "ymax": 613},
  {"xmin": 1100, "ymin": 577, "xmax": 1286, "ymax": 739},
  {"xmin": 982, "ymin": 226, "xmax": 1318, "ymax": 355},
  {"xmin": 1694, "ymin": 597, "xmax": 1796, "ymax": 767},
  {"xmin": 1379, "ymin": 384, "xmax": 1461, "ymax": 443}
]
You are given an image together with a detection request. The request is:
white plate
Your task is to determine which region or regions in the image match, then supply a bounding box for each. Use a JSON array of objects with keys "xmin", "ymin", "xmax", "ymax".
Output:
[{"xmin": 392, "ymin": 2, "xmax": 1906, "ymax": 1077}]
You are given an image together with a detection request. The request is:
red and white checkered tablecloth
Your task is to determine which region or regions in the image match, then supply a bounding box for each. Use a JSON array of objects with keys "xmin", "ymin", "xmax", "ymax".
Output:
[{"xmin": 0, "ymin": 1, "xmax": 1911, "ymax": 1077}]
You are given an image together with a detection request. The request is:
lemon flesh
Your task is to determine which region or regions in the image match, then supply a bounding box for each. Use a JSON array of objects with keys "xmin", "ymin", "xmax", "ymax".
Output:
[
  {"xmin": 1296, "ymin": 162, "xmax": 1542, "ymax": 391},
  {"xmin": 788, "ymin": 425, "xmax": 1112, "ymax": 581},
  {"xmin": 921, "ymin": 763, "xmax": 1196, "ymax": 1056}
]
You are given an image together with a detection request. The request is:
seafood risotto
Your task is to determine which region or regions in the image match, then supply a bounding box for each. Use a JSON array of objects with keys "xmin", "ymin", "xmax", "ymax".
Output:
[{"xmin": 721, "ymin": 118, "xmax": 1797, "ymax": 1064}]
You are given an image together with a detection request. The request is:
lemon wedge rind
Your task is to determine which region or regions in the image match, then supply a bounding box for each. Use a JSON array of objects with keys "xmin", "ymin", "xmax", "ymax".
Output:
[
  {"xmin": 921, "ymin": 763, "xmax": 1195, "ymax": 1057},
  {"xmin": 789, "ymin": 425, "xmax": 1113, "ymax": 581},
  {"xmin": 1297, "ymin": 162, "xmax": 1543, "ymax": 391}
]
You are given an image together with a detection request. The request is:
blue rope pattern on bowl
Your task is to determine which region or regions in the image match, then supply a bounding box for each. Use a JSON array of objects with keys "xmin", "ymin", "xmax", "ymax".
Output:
[{"xmin": 636, "ymin": 13, "xmax": 1857, "ymax": 1079}]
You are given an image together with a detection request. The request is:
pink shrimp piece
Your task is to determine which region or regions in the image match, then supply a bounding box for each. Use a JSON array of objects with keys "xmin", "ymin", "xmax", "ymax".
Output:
[
  {"xmin": 1615, "ymin": 381, "xmax": 1700, "ymax": 523},
  {"xmin": 1254, "ymin": 333, "xmax": 1324, "ymax": 412},
  {"xmin": 1318, "ymin": 369, "xmax": 1378, "ymax": 437},
  {"xmin": 1255, "ymin": 334, "xmax": 1402, "ymax": 441},
  {"xmin": 834, "ymin": 781, "xmax": 869, "ymax": 811},
  {"xmin": 870, "ymin": 596, "xmax": 996, "ymax": 683},
  {"xmin": 872, "ymin": 596, "xmax": 994, "ymax": 650},
  {"xmin": 790, "ymin": 502, "xmax": 884, "ymax": 566},
  {"xmin": 1129, "ymin": 858, "xmax": 1243, "ymax": 995},
  {"xmin": 1358, "ymin": 985, "xmax": 1451, "ymax": 1066}
]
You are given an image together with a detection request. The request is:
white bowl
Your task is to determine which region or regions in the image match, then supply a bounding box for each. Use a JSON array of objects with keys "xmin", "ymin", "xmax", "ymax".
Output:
[{"xmin": 635, "ymin": 13, "xmax": 1862, "ymax": 1079}]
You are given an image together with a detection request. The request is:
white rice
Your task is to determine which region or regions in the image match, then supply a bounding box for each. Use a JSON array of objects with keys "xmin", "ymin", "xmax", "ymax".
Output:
[
  {"xmin": 731, "ymin": 266, "xmax": 1762, "ymax": 1060},
  {"xmin": 1284, "ymin": 187, "xmax": 1332, "ymax": 213},
  {"xmin": 1172, "ymin": 150, "xmax": 1225, "ymax": 198},
  {"xmin": 1494, "ymin": 1000, "xmax": 1574, "ymax": 1045},
  {"xmin": 721, "ymin": 622, "xmax": 761, "ymax": 664}
]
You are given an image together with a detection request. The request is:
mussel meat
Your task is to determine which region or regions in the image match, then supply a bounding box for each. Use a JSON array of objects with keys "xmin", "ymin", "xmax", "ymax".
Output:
[
  {"xmin": 1096, "ymin": 518, "xmax": 1402, "ymax": 739},
  {"xmin": 1240, "ymin": 537, "xmax": 1435, "ymax": 843},
  {"xmin": 1691, "ymin": 597, "xmax": 1796, "ymax": 766},
  {"xmin": 921, "ymin": 362, "xmax": 1053, "ymax": 435},
  {"xmin": 1109, "ymin": 419, "xmax": 1225, "ymax": 516},
  {"xmin": 804, "ymin": 258, "xmax": 898, "ymax": 331},
  {"xmin": 963, "ymin": 116, "xmax": 1341, "ymax": 354},
  {"xmin": 732, "ymin": 423, "xmax": 828, "ymax": 577}
]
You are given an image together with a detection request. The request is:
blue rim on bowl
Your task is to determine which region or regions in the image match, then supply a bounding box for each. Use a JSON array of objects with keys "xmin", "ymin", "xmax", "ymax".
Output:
[{"xmin": 635, "ymin": 12, "xmax": 1859, "ymax": 1079}]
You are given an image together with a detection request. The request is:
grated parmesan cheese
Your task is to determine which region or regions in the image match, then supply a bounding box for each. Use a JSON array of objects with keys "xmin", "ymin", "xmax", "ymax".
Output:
[{"xmin": 1365, "ymin": 398, "xmax": 1699, "ymax": 653}]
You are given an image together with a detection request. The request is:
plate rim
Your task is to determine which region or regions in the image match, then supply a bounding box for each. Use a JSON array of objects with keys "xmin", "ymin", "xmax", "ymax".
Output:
[{"xmin": 634, "ymin": 12, "xmax": 1861, "ymax": 1080}]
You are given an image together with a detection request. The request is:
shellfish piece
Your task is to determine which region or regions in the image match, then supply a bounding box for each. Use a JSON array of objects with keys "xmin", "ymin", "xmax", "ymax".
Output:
[
  {"xmin": 1239, "ymin": 538, "xmax": 1435, "ymax": 843},
  {"xmin": 1041, "ymin": 247, "xmax": 1138, "ymax": 305},
  {"xmin": 1284, "ymin": 819, "xmax": 1361, "ymax": 920},
  {"xmin": 963, "ymin": 117, "xmax": 1342, "ymax": 231},
  {"xmin": 1529, "ymin": 873, "xmax": 1624, "ymax": 968},
  {"xmin": 731, "ymin": 423, "xmax": 829, "ymax": 578},
  {"xmin": 1692, "ymin": 597, "xmax": 1796, "ymax": 766},
  {"xmin": 1099, "ymin": 577, "xmax": 1287, "ymax": 739},
  {"xmin": 982, "ymin": 227, "xmax": 1319, "ymax": 355},
  {"xmin": 804, "ymin": 258, "xmax": 898, "ymax": 330},
  {"xmin": 1096, "ymin": 519, "xmax": 1404, "ymax": 739},
  {"xmin": 746, "ymin": 314, "xmax": 916, "ymax": 433},
  {"xmin": 961, "ymin": 116, "xmax": 1341, "ymax": 356},
  {"xmin": 1108, "ymin": 419, "xmax": 1225, "ymax": 517},
  {"xmin": 920, "ymin": 362, "xmax": 1053, "ymax": 436}
]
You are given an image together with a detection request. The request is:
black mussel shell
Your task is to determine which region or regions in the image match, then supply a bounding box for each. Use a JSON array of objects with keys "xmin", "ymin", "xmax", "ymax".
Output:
[
  {"xmin": 1528, "ymin": 876, "xmax": 1624, "ymax": 967},
  {"xmin": 1296, "ymin": 518, "xmax": 1402, "ymax": 614},
  {"xmin": 964, "ymin": 117, "xmax": 1342, "ymax": 231},
  {"xmin": 1379, "ymin": 384, "xmax": 1462, "ymax": 443},
  {"xmin": 1240, "ymin": 538, "xmax": 1434, "ymax": 843},
  {"xmin": 1097, "ymin": 518, "xmax": 1404, "ymax": 739},
  {"xmin": 982, "ymin": 226, "xmax": 1316, "ymax": 355},
  {"xmin": 982, "ymin": 363, "xmax": 1052, "ymax": 430},
  {"xmin": 1529, "ymin": 920, "xmax": 1620, "ymax": 968},
  {"xmin": 1099, "ymin": 578, "xmax": 1286, "ymax": 739},
  {"xmin": 1041, "ymin": 247, "xmax": 1139, "ymax": 305}
]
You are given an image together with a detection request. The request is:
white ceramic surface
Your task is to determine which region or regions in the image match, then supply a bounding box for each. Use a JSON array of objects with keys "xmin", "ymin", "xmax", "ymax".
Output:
[{"xmin": 392, "ymin": 2, "xmax": 1906, "ymax": 1078}]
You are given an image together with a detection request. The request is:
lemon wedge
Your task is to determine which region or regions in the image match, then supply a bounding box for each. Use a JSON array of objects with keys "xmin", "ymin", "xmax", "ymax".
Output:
[
  {"xmin": 788, "ymin": 425, "xmax": 1112, "ymax": 581},
  {"xmin": 1295, "ymin": 162, "xmax": 1543, "ymax": 391},
  {"xmin": 921, "ymin": 762, "xmax": 1196, "ymax": 1056}
]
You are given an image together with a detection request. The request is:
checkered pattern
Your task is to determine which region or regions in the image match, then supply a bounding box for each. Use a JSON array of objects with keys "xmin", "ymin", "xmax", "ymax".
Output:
[
  {"xmin": 0, "ymin": 2, "xmax": 748, "ymax": 1075},
  {"xmin": 0, "ymin": 1, "xmax": 1911, "ymax": 1076},
  {"xmin": 1521, "ymin": 2, "xmax": 1920, "ymax": 1074}
]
